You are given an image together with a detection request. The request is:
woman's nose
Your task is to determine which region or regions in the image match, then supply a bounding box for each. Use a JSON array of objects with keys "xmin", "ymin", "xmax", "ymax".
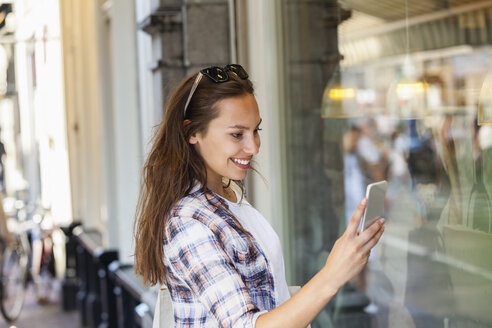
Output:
[{"xmin": 244, "ymin": 134, "xmax": 260, "ymax": 155}]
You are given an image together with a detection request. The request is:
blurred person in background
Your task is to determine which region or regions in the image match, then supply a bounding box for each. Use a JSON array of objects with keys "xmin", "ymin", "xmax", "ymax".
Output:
[
  {"xmin": 343, "ymin": 125, "xmax": 365, "ymax": 226},
  {"xmin": 0, "ymin": 133, "xmax": 5, "ymax": 194},
  {"xmin": 0, "ymin": 130, "xmax": 13, "ymax": 247},
  {"xmin": 0, "ymin": 192, "xmax": 14, "ymax": 247}
]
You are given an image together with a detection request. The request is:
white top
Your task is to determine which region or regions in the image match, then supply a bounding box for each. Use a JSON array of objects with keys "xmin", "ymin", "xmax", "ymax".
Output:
[{"xmin": 221, "ymin": 182, "xmax": 291, "ymax": 305}]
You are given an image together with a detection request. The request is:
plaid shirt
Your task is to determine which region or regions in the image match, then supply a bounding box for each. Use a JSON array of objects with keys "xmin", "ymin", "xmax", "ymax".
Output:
[{"xmin": 163, "ymin": 188, "xmax": 278, "ymax": 327}]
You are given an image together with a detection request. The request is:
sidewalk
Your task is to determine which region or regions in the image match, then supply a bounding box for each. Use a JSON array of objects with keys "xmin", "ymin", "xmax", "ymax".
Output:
[{"xmin": 2, "ymin": 281, "xmax": 79, "ymax": 328}]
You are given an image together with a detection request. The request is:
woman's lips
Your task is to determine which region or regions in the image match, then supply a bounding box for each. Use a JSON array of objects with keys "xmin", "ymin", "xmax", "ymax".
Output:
[{"xmin": 231, "ymin": 158, "xmax": 251, "ymax": 169}]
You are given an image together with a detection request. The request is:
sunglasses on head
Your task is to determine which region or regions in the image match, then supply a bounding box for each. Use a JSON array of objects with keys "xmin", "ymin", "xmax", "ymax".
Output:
[{"xmin": 183, "ymin": 64, "xmax": 249, "ymax": 116}]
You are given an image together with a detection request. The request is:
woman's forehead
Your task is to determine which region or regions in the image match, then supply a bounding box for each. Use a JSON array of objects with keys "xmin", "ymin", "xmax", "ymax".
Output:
[{"xmin": 212, "ymin": 94, "xmax": 260, "ymax": 126}]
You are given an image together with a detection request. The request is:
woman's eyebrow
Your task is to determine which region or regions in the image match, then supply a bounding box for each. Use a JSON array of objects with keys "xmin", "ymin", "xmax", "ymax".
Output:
[{"xmin": 228, "ymin": 118, "xmax": 262, "ymax": 130}]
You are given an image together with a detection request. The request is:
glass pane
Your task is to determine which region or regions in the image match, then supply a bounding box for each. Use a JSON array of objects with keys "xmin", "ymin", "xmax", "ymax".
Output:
[{"xmin": 281, "ymin": 1, "xmax": 492, "ymax": 327}]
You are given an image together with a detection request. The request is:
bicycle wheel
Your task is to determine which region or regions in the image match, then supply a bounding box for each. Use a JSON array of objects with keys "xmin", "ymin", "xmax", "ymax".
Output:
[{"xmin": 0, "ymin": 245, "xmax": 28, "ymax": 322}]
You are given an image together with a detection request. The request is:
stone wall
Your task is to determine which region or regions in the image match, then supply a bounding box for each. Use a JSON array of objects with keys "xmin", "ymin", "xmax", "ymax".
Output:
[{"xmin": 140, "ymin": 0, "xmax": 233, "ymax": 109}]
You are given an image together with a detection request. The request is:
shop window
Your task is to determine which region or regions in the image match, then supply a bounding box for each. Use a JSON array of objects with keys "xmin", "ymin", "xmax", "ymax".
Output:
[{"xmin": 281, "ymin": 1, "xmax": 492, "ymax": 327}]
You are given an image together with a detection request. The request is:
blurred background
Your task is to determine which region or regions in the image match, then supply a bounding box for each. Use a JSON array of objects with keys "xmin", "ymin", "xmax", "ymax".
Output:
[{"xmin": 0, "ymin": 0, "xmax": 491, "ymax": 327}]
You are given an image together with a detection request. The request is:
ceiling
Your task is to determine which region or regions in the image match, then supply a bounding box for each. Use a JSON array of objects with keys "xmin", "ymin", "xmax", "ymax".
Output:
[
  {"xmin": 340, "ymin": 0, "xmax": 483, "ymax": 21},
  {"xmin": 337, "ymin": 0, "xmax": 492, "ymax": 65}
]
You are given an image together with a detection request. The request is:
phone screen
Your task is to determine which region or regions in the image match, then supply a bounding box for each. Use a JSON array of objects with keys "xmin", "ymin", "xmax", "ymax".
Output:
[{"xmin": 361, "ymin": 181, "xmax": 387, "ymax": 231}]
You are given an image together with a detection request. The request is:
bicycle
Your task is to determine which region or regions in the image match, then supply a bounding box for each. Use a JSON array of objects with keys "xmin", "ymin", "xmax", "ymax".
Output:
[{"xmin": 0, "ymin": 197, "xmax": 31, "ymax": 322}]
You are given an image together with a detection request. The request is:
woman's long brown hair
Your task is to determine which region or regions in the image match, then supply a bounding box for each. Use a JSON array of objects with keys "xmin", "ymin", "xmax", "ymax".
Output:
[{"xmin": 134, "ymin": 70, "xmax": 255, "ymax": 285}]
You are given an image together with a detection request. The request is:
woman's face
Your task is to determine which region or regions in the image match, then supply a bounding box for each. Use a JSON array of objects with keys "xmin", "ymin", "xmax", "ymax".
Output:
[{"xmin": 189, "ymin": 93, "xmax": 262, "ymax": 188}]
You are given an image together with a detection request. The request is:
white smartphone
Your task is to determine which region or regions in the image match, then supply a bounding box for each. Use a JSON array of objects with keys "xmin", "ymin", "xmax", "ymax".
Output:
[{"xmin": 360, "ymin": 180, "xmax": 387, "ymax": 232}]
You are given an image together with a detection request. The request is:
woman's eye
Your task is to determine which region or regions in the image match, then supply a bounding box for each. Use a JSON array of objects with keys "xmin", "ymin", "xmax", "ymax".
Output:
[
  {"xmin": 254, "ymin": 128, "xmax": 263, "ymax": 134},
  {"xmin": 231, "ymin": 133, "xmax": 243, "ymax": 139}
]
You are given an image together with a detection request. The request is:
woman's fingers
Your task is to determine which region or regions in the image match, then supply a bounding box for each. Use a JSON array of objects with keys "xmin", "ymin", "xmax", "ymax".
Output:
[
  {"xmin": 361, "ymin": 224, "xmax": 385, "ymax": 254},
  {"xmin": 347, "ymin": 198, "xmax": 368, "ymax": 236},
  {"xmin": 357, "ymin": 218, "xmax": 385, "ymax": 245}
]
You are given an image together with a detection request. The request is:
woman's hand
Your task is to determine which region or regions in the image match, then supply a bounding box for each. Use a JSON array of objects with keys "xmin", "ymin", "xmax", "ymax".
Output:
[{"xmin": 321, "ymin": 198, "xmax": 385, "ymax": 293}]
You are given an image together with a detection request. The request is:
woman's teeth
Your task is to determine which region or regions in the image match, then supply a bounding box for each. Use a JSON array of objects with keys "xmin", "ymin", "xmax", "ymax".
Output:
[{"xmin": 232, "ymin": 158, "xmax": 250, "ymax": 165}]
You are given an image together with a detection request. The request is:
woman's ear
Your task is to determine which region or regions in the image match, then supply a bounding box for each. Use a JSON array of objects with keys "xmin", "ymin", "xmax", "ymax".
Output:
[
  {"xmin": 184, "ymin": 119, "xmax": 198, "ymax": 144},
  {"xmin": 189, "ymin": 133, "xmax": 198, "ymax": 145}
]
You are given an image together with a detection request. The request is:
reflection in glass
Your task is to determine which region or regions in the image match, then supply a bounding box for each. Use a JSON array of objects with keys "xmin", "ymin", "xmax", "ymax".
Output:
[
  {"xmin": 478, "ymin": 68, "xmax": 492, "ymax": 125},
  {"xmin": 386, "ymin": 56, "xmax": 429, "ymax": 119},
  {"xmin": 467, "ymin": 158, "xmax": 492, "ymax": 233},
  {"xmin": 282, "ymin": 0, "xmax": 492, "ymax": 326},
  {"xmin": 321, "ymin": 64, "xmax": 360, "ymax": 118}
]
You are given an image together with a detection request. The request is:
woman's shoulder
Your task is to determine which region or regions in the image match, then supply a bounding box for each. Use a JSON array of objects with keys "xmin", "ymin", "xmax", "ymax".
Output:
[
  {"xmin": 171, "ymin": 192, "xmax": 208, "ymax": 216},
  {"xmin": 171, "ymin": 189, "xmax": 219, "ymax": 215},
  {"xmin": 167, "ymin": 191, "xmax": 230, "ymax": 233}
]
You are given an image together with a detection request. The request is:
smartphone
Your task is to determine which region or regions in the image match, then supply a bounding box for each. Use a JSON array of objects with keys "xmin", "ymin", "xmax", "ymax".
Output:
[{"xmin": 360, "ymin": 180, "xmax": 387, "ymax": 232}]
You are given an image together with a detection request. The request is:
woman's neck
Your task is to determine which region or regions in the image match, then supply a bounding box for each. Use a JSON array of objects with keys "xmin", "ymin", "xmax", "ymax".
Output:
[
  {"xmin": 206, "ymin": 176, "xmax": 236, "ymax": 202},
  {"xmin": 206, "ymin": 174, "xmax": 223, "ymax": 195}
]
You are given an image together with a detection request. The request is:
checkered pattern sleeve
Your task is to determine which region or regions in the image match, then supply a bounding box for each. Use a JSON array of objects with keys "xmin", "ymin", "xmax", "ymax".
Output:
[{"xmin": 164, "ymin": 215, "xmax": 267, "ymax": 327}]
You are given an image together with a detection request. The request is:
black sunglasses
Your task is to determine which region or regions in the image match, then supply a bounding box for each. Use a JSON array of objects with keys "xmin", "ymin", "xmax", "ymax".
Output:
[
  {"xmin": 183, "ymin": 64, "xmax": 249, "ymax": 116},
  {"xmin": 201, "ymin": 64, "xmax": 249, "ymax": 83}
]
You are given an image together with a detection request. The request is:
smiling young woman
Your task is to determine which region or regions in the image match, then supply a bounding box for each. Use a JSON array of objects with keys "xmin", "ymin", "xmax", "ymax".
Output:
[{"xmin": 133, "ymin": 65, "xmax": 385, "ymax": 327}]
